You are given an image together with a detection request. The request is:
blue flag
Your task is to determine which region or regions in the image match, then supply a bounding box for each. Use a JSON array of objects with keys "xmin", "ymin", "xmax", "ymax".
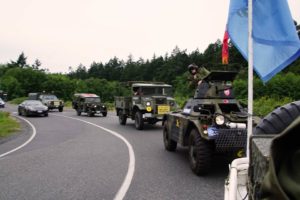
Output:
[{"xmin": 227, "ymin": 0, "xmax": 300, "ymax": 82}]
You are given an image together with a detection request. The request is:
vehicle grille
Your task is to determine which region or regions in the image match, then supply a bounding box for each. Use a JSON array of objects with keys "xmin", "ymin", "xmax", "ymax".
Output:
[
  {"xmin": 214, "ymin": 129, "xmax": 247, "ymax": 153},
  {"xmin": 155, "ymin": 98, "xmax": 167, "ymax": 104}
]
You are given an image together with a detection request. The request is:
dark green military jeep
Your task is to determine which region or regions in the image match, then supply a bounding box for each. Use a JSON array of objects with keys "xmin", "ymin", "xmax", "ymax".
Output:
[
  {"xmin": 162, "ymin": 71, "xmax": 253, "ymax": 175},
  {"xmin": 72, "ymin": 93, "xmax": 107, "ymax": 117}
]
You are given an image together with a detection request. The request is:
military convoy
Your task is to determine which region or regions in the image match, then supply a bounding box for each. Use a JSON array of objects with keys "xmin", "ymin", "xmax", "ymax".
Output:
[
  {"xmin": 115, "ymin": 82, "xmax": 177, "ymax": 130},
  {"xmin": 28, "ymin": 92, "xmax": 64, "ymax": 112},
  {"xmin": 72, "ymin": 93, "xmax": 107, "ymax": 117},
  {"xmin": 162, "ymin": 71, "xmax": 254, "ymax": 175}
]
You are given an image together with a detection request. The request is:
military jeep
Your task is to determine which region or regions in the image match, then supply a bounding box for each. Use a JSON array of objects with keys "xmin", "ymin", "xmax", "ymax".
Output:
[
  {"xmin": 115, "ymin": 82, "xmax": 177, "ymax": 130},
  {"xmin": 162, "ymin": 71, "xmax": 251, "ymax": 175},
  {"xmin": 72, "ymin": 93, "xmax": 107, "ymax": 117},
  {"xmin": 29, "ymin": 92, "xmax": 64, "ymax": 112}
]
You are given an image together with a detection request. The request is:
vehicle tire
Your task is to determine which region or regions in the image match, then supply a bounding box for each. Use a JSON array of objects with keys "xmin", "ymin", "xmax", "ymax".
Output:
[
  {"xmin": 254, "ymin": 101, "xmax": 300, "ymax": 134},
  {"xmin": 45, "ymin": 113, "xmax": 48, "ymax": 117},
  {"xmin": 163, "ymin": 123, "xmax": 177, "ymax": 151},
  {"xmin": 189, "ymin": 129, "xmax": 213, "ymax": 175},
  {"xmin": 59, "ymin": 107, "xmax": 63, "ymax": 112},
  {"xmin": 102, "ymin": 112, "xmax": 107, "ymax": 117},
  {"xmin": 76, "ymin": 109, "xmax": 81, "ymax": 116},
  {"xmin": 18, "ymin": 110, "xmax": 22, "ymax": 116},
  {"xmin": 118, "ymin": 110, "xmax": 127, "ymax": 125},
  {"xmin": 134, "ymin": 111, "xmax": 144, "ymax": 130}
]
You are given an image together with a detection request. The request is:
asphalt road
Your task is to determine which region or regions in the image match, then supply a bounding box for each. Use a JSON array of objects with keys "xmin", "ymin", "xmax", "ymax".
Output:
[{"xmin": 0, "ymin": 104, "xmax": 230, "ymax": 200}]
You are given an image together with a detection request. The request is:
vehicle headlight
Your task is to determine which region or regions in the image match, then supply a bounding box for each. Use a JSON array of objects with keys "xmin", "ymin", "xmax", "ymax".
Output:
[
  {"xmin": 215, "ymin": 115, "xmax": 225, "ymax": 125},
  {"xmin": 94, "ymin": 105, "xmax": 97, "ymax": 108},
  {"xmin": 146, "ymin": 102, "xmax": 151, "ymax": 106}
]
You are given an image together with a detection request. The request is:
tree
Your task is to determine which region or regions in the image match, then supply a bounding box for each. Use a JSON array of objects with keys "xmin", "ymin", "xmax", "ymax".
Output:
[
  {"xmin": 32, "ymin": 59, "xmax": 42, "ymax": 69},
  {"xmin": 9, "ymin": 52, "xmax": 28, "ymax": 68}
]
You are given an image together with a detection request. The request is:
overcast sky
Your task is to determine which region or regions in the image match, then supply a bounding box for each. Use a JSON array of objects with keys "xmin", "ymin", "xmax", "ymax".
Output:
[{"xmin": 1, "ymin": 0, "xmax": 299, "ymax": 73}]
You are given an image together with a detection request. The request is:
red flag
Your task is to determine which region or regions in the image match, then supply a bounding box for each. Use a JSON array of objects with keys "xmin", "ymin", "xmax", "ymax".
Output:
[{"xmin": 222, "ymin": 31, "xmax": 229, "ymax": 64}]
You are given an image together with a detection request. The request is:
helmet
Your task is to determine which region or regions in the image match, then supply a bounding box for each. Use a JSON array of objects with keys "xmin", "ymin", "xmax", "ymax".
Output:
[{"xmin": 188, "ymin": 64, "xmax": 198, "ymax": 74}]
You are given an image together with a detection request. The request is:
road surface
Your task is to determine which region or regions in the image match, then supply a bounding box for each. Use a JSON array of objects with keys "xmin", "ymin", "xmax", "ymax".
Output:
[{"xmin": 0, "ymin": 104, "xmax": 229, "ymax": 200}]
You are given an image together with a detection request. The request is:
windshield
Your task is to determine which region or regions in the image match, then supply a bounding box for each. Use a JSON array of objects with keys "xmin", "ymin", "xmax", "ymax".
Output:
[
  {"xmin": 41, "ymin": 95, "xmax": 58, "ymax": 100},
  {"xmin": 140, "ymin": 87, "xmax": 172, "ymax": 96},
  {"xmin": 85, "ymin": 97, "xmax": 101, "ymax": 103},
  {"xmin": 25, "ymin": 101, "xmax": 43, "ymax": 106}
]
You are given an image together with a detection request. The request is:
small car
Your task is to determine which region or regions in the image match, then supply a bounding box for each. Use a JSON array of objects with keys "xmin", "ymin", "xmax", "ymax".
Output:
[
  {"xmin": 18, "ymin": 100, "xmax": 49, "ymax": 117},
  {"xmin": 0, "ymin": 97, "xmax": 5, "ymax": 108}
]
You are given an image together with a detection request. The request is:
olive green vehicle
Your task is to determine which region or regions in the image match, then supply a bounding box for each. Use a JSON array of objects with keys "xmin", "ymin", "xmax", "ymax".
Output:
[
  {"xmin": 72, "ymin": 93, "xmax": 107, "ymax": 117},
  {"xmin": 28, "ymin": 92, "xmax": 64, "ymax": 112},
  {"xmin": 163, "ymin": 71, "xmax": 251, "ymax": 175},
  {"xmin": 115, "ymin": 82, "xmax": 177, "ymax": 130}
]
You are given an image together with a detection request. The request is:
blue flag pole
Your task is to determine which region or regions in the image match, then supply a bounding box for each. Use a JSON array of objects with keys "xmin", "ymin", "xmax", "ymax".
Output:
[{"xmin": 247, "ymin": 0, "xmax": 253, "ymax": 157}]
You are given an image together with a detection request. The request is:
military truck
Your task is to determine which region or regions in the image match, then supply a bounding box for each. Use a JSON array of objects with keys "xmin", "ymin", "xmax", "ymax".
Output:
[
  {"xmin": 224, "ymin": 101, "xmax": 300, "ymax": 200},
  {"xmin": 115, "ymin": 82, "xmax": 177, "ymax": 130},
  {"xmin": 162, "ymin": 71, "xmax": 256, "ymax": 175},
  {"xmin": 28, "ymin": 92, "xmax": 64, "ymax": 112},
  {"xmin": 72, "ymin": 93, "xmax": 107, "ymax": 117}
]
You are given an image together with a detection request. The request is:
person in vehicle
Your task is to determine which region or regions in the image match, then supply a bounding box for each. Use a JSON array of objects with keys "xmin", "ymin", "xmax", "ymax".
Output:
[{"xmin": 187, "ymin": 63, "xmax": 210, "ymax": 89}]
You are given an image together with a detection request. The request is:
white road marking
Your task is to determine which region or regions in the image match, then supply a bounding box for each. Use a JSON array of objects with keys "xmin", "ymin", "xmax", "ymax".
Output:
[
  {"xmin": 53, "ymin": 114, "xmax": 135, "ymax": 200},
  {"xmin": 0, "ymin": 115, "xmax": 36, "ymax": 159}
]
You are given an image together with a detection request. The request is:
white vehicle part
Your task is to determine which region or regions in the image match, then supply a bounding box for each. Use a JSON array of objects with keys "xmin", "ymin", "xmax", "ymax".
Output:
[
  {"xmin": 226, "ymin": 122, "xmax": 247, "ymax": 129},
  {"xmin": 224, "ymin": 157, "xmax": 249, "ymax": 200}
]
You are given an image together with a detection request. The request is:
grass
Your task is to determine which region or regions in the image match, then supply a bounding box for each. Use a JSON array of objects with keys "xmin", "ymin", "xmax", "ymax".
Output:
[{"xmin": 0, "ymin": 111, "xmax": 20, "ymax": 138}]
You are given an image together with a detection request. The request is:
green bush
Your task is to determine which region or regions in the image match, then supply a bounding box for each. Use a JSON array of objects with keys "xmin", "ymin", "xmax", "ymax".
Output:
[
  {"xmin": 9, "ymin": 97, "xmax": 28, "ymax": 105},
  {"xmin": 253, "ymin": 96, "xmax": 294, "ymax": 117}
]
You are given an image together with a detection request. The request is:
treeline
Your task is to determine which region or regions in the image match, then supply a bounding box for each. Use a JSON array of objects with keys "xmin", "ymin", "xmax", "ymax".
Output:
[{"xmin": 0, "ymin": 40, "xmax": 300, "ymax": 116}]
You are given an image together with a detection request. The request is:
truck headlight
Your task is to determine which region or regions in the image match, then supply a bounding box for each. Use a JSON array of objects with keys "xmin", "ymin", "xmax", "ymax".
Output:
[
  {"xmin": 215, "ymin": 115, "xmax": 225, "ymax": 125},
  {"xmin": 146, "ymin": 102, "xmax": 151, "ymax": 106}
]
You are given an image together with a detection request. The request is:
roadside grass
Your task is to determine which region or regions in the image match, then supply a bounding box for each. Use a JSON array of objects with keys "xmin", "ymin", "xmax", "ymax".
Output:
[{"xmin": 0, "ymin": 111, "xmax": 20, "ymax": 138}]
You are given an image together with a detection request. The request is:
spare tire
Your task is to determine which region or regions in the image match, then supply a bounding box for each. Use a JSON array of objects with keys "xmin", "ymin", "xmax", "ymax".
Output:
[{"xmin": 254, "ymin": 101, "xmax": 300, "ymax": 134}]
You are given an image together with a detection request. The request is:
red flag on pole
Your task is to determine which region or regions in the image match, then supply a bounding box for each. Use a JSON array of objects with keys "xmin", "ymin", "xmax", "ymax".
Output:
[{"xmin": 222, "ymin": 31, "xmax": 229, "ymax": 64}]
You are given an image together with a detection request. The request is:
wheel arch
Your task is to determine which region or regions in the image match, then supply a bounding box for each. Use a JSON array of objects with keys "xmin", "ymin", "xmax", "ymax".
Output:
[{"xmin": 183, "ymin": 121, "xmax": 200, "ymax": 146}]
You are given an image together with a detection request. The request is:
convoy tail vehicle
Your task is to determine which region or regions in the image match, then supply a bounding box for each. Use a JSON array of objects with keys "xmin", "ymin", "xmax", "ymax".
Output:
[
  {"xmin": 115, "ymin": 82, "xmax": 177, "ymax": 130},
  {"xmin": 72, "ymin": 93, "xmax": 107, "ymax": 117},
  {"xmin": 162, "ymin": 71, "xmax": 258, "ymax": 175}
]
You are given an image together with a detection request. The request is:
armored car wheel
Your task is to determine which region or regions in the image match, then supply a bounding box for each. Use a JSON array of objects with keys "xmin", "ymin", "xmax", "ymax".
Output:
[
  {"xmin": 59, "ymin": 107, "xmax": 63, "ymax": 112},
  {"xmin": 76, "ymin": 109, "xmax": 81, "ymax": 116},
  {"xmin": 134, "ymin": 111, "xmax": 144, "ymax": 130},
  {"xmin": 163, "ymin": 123, "xmax": 177, "ymax": 151},
  {"xmin": 102, "ymin": 112, "xmax": 107, "ymax": 117},
  {"xmin": 254, "ymin": 101, "xmax": 300, "ymax": 134},
  {"xmin": 118, "ymin": 110, "xmax": 127, "ymax": 125},
  {"xmin": 189, "ymin": 129, "xmax": 213, "ymax": 175}
]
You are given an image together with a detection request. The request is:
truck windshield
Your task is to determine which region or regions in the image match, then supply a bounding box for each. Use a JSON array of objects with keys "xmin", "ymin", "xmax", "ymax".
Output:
[
  {"xmin": 141, "ymin": 87, "xmax": 172, "ymax": 96},
  {"xmin": 41, "ymin": 95, "xmax": 58, "ymax": 100},
  {"xmin": 85, "ymin": 97, "xmax": 101, "ymax": 103}
]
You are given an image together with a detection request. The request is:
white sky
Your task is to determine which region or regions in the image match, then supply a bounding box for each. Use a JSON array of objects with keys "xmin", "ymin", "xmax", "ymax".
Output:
[{"xmin": 0, "ymin": 0, "xmax": 299, "ymax": 73}]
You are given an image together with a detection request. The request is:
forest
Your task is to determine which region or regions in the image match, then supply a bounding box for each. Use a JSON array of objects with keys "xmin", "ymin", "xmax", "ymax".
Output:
[{"xmin": 1, "ymin": 28, "xmax": 300, "ymax": 117}]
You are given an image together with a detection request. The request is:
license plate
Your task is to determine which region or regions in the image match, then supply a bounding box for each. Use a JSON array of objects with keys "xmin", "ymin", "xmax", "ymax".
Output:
[
  {"xmin": 144, "ymin": 113, "xmax": 152, "ymax": 118},
  {"xmin": 38, "ymin": 111, "xmax": 42, "ymax": 113},
  {"xmin": 157, "ymin": 105, "xmax": 170, "ymax": 114}
]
